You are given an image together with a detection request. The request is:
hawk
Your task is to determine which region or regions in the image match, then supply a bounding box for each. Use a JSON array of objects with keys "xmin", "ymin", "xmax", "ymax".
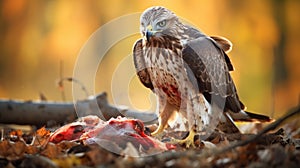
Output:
[{"xmin": 133, "ymin": 6, "xmax": 271, "ymax": 147}]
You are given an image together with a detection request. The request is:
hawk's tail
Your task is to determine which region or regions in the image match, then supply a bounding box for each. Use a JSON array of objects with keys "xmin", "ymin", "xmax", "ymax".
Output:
[
  {"xmin": 243, "ymin": 111, "xmax": 273, "ymax": 122},
  {"xmin": 229, "ymin": 110, "xmax": 274, "ymax": 122}
]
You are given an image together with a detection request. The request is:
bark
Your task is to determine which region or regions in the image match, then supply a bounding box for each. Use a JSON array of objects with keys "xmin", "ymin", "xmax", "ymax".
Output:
[{"xmin": 0, "ymin": 92, "xmax": 157, "ymax": 126}]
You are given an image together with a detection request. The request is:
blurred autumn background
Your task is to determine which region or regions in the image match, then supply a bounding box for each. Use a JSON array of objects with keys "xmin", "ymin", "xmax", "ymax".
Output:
[{"xmin": 0, "ymin": 0, "xmax": 299, "ymax": 119}]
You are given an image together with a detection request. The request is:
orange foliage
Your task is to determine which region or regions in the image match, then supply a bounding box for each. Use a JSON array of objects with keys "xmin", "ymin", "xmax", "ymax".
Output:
[{"xmin": 0, "ymin": 0, "xmax": 299, "ymax": 118}]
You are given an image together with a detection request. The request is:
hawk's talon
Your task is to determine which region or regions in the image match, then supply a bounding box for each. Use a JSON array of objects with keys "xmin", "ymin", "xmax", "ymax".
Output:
[
  {"xmin": 151, "ymin": 124, "xmax": 166, "ymax": 140},
  {"xmin": 170, "ymin": 129, "xmax": 196, "ymax": 148},
  {"xmin": 151, "ymin": 123, "xmax": 165, "ymax": 136}
]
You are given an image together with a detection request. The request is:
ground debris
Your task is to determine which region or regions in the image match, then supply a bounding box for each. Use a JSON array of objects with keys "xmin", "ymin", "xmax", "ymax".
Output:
[{"xmin": 0, "ymin": 110, "xmax": 299, "ymax": 167}]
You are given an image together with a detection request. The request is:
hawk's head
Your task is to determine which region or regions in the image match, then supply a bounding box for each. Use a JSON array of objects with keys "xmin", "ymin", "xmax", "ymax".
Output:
[{"xmin": 140, "ymin": 6, "xmax": 184, "ymax": 42}]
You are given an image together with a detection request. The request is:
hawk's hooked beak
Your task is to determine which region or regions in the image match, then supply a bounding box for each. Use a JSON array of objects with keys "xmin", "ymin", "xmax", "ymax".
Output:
[{"xmin": 145, "ymin": 25, "xmax": 154, "ymax": 42}]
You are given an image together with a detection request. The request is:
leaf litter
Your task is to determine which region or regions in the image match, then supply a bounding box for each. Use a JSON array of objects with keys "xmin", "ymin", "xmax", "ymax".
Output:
[{"xmin": 0, "ymin": 108, "xmax": 299, "ymax": 168}]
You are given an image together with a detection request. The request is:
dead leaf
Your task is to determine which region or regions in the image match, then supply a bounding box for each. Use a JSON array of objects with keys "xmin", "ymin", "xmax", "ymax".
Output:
[
  {"xmin": 40, "ymin": 143, "xmax": 63, "ymax": 159},
  {"xmin": 12, "ymin": 141, "xmax": 26, "ymax": 156},
  {"xmin": 36, "ymin": 127, "xmax": 51, "ymax": 137},
  {"xmin": 32, "ymin": 127, "xmax": 51, "ymax": 147}
]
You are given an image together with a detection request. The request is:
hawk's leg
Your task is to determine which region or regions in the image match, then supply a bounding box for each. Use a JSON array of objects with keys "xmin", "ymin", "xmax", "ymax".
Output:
[
  {"xmin": 151, "ymin": 97, "xmax": 178, "ymax": 137},
  {"xmin": 170, "ymin": 94, "xmax": 208, "ymax": 148}
]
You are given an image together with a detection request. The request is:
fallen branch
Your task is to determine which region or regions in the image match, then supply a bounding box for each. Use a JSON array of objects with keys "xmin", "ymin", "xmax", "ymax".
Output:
[
  {"xmin": 214, "ymin": 105, "xmax": 300, "ymax": 155},
  {"xmin": 0, "ymin": 92, "xmax": 157, "ymax": 126}
]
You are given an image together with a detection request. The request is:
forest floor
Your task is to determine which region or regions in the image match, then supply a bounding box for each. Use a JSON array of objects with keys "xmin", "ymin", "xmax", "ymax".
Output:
[{"xmin": 0, "ymin": 107, "xmax": 299, "ymax": 168}]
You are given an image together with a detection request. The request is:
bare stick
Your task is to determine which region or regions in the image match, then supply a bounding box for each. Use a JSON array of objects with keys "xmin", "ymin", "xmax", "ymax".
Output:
[{"xmin": 58, "ymin": 60, "xmax": 66, "ymax": 101}]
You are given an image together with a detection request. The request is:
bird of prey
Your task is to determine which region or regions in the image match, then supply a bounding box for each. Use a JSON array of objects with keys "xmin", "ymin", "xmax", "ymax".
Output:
[{"xmin": 133, "ymin": 6, "xmax": 271, "ymax": 147}]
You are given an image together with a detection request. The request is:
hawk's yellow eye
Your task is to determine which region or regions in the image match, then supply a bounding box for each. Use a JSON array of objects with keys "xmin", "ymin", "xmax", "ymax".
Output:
[{"xmin": 157, "ymin": 20, "xmax": 166, "ymax": 27}]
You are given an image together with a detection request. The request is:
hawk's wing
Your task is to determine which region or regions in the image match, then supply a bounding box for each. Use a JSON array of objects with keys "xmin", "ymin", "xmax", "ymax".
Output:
[
  {"xmin": 133, "ymin": 39, "xmax": 154, "ymax": 90},
  {"xmin": 182, "ymin": 36, "xmax": 245, "ymax": 113},
  {"xmin": 210, "ymin": 36, "xmax": 233, "ymax": 54},
  {"xmin": 183, "ymin": 26, "xmax": 234, "ymax": 71}
]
